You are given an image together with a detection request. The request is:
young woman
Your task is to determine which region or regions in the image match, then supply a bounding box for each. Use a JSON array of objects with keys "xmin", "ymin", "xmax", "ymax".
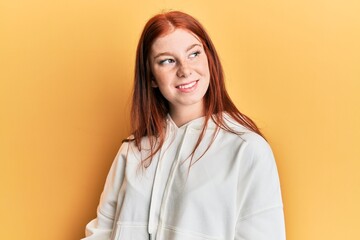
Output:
[{"xmin": 83, "ymin": 11, "xmax": 285, "ymax": 240}]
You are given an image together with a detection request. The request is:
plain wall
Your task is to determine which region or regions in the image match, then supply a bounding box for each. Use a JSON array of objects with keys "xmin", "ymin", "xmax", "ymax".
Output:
[{"xmin": 1, "ymin": 0, "xmax": 359, "ymax": 239}]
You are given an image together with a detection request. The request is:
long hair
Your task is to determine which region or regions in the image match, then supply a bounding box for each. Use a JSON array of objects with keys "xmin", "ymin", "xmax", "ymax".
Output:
[{"xmin": 129, "ymin": 10, "xmax": 263, "ymax": 167}]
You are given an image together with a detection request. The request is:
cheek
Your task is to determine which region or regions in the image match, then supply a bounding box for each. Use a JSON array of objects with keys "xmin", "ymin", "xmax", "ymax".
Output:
[
  {"xmin": 154, "ymin": 68, "xmax": 176, "ymax": 85},
  {"xmin": 199, "ymin": 56, "xmax": 210, "ymax": 75},
  {"xmin": 201, "ymin": 61, "xmax": 210, "ymax": 78},
  {"xmin": 154, "ymin": 72, "xmax": 168, "ymax": 85},
  {"xmin": 151, "ymin": 68, "xmax": 164, "ymax": 83}
]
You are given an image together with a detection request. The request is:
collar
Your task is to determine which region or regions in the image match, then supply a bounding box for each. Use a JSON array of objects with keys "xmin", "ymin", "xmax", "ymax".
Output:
[{"xmin": 166, "ymin": 114, "xmax": 217, "ymax": 131}]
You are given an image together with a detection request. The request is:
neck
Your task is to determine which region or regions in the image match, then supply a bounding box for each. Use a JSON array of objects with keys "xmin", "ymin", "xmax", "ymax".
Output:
[{"xmin": 169, "ymin": 103, "xmax": 205, "ymax": 127}]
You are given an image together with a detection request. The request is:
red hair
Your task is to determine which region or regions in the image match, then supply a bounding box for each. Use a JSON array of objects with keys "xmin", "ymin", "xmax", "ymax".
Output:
[{"xmin": 128, "ymin": 11, "xmax": 263, "ymax": 167}]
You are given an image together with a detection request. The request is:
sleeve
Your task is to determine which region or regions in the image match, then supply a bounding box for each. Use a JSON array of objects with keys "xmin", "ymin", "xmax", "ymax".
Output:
[
  {"xmin": 81, "ymin": 143, "xmax": 128, "ymax": 240},
  {"xmin": 235, "ymin": 134, "xmax": 286, "ymax": 240}
]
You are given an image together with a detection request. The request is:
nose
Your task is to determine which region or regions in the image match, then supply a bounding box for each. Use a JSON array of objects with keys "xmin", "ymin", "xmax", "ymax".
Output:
[{"xmin": 176, "ymin": 61, "xmax": 192, "ymax": 78}]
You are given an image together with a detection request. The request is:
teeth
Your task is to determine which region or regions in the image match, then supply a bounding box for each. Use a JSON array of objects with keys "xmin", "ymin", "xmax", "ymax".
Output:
[{"xmin": 178, "ymin": 81, "xmax": 197, "ymax": 89}]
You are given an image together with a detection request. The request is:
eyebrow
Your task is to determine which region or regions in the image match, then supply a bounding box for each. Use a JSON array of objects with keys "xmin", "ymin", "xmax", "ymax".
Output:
[{"xmin": 153, "ymin": 43, "xmax": 202, "ymax": 60}]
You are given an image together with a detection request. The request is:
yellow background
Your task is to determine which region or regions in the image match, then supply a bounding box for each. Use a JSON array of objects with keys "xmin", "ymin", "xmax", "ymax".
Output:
[{"xmin": 1, "ymin": 0, "xmax": 359, "ymax": 239}]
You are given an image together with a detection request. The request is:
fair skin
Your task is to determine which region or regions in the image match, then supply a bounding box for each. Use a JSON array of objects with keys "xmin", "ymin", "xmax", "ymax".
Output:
[{"xmin": 149, "ymin": 28, "xmax": 211, "ymax": 127}]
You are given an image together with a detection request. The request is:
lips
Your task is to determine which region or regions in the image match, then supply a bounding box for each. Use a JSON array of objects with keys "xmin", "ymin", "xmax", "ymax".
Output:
[{"xmin": 176, "ymin": 80, "xmax": 199, "ymax": 90}]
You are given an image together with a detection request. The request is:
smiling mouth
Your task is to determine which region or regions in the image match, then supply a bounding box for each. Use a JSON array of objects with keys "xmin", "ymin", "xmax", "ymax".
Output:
[{"xmin": 176, "ymin": 80, "xmax": 199, "ymax": 89}]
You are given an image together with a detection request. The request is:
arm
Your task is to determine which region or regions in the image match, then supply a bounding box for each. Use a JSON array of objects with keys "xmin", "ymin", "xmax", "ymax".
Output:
[
  {"xmin": 235, "ymin": 134, "xmax": 286, "ymax": 240},
  {"xmin": 81, "ymin": 143, "xmax": 128, "ymax": 240}
]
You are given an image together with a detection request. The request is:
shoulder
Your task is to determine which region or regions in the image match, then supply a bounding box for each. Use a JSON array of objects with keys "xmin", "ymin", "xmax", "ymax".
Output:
[
  {"xmin": 116, "ymin": 135, "xmax": 137, "ymax": 159},
  {"xmin": 223, "ymin": 113, "xmax": 268, "ymax": 143},
  {"xmin": 118, "ymin": 134, "xmax": 156, "ymax": 161},
  {"xmin": 240, "ymin": 131, "xmax": 273, "ymax": 162},
  {"xmin": 221, "ymin": 113, "xmax": 274, "ymax": 161}
]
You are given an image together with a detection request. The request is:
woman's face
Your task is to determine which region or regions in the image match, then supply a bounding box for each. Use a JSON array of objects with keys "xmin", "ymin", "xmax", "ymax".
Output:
[{"xmin": 149, "ymin": 28, "xmax": 210, "ymax": 116}]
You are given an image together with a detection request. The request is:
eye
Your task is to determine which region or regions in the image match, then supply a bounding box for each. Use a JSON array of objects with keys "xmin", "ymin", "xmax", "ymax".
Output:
[
  {"xmin": 159, "ymin": 58, "xmax": 175, "ymax": 65},
  {"xmin": 189, "ymin": 51, "xmax": 201, "ymax": 59}
]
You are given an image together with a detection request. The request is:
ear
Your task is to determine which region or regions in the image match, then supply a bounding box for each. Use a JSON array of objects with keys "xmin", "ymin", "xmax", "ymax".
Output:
[{"xmin": 151, "ymin": 78, "xmax": 158, "ymax": 88}]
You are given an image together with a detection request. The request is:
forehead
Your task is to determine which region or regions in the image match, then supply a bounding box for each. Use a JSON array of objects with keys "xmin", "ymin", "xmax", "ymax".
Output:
[{"xmin": 151, "ymin": 28, "xmax": 202, "ymax": 53}]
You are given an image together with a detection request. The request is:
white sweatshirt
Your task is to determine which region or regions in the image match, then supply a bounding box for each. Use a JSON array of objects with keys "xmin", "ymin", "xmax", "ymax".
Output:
[{"xmin": 82, "ymin": 114, "xmax": 286, "ymax": 240}]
